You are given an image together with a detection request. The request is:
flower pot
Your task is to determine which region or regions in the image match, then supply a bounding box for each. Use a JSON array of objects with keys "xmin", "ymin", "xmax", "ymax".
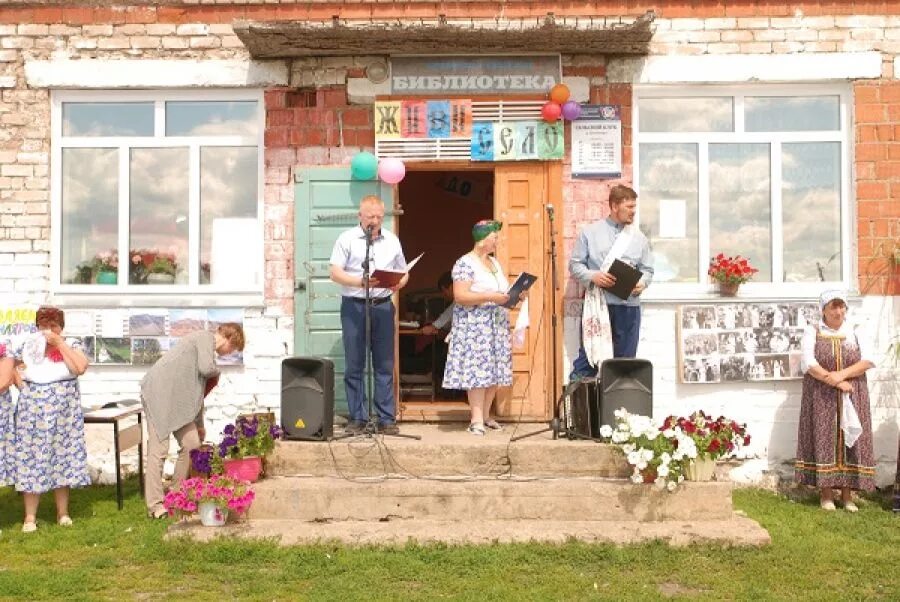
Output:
[
  {"xmin": 684, "ymin": 456, "xmax": 716, "ymax": 482},
  {"xmin": 146, "ymin": 273, "xmax": 175, "ymax": 284},
  {"xmin": 640, "ymin": 467, "xmax": 658, "ymax": 484},
  {"xmin": 717, "ymin": 281, "xmax": 740, "ymax": 296},
  {"xmin": 198, "ymin": 501, "xmax": 228, "ymax": 527},
  {"xmin": 95, "ymin": 271, "xmax": 117, "ymax": 285},
  {"xmin": 223, "ymin": 456, "xmax": 263, "ymax": 483}
]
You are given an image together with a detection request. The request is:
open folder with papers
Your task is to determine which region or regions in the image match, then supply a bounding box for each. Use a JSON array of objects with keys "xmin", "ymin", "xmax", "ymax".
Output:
[{"xmin": 371, "ymin": 253, "xmax": 424, "ymax": 287}]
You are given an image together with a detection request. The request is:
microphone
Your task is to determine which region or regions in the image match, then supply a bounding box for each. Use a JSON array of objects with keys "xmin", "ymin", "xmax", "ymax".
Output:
[{"xmin": 546, "ymin": 204, "xmax": 555, "ymax": 220}]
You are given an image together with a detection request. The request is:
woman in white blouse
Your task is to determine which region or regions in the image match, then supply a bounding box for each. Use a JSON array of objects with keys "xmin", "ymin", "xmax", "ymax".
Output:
[{"xmin": 794, "ymin": 290, "xmax": 876, "ymax": 512}]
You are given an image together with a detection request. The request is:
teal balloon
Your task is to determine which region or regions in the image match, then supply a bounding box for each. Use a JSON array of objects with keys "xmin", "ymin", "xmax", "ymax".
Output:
[{"xmin": 351, "ymin": 152, "xmax": 378, "ymax": 180}]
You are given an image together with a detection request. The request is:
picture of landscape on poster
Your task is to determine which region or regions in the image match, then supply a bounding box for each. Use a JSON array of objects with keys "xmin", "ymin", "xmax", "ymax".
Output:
[
  {"xmin": 2, "ymin": 307, "xmax": 244, "ymax": 366},
  {"xmin": 678, "ymin": 303, "xmax": 819, "ymax": 384},
  {"xmin": 571, "ymin": 105, "xmax": 623, "ymax": 178}
]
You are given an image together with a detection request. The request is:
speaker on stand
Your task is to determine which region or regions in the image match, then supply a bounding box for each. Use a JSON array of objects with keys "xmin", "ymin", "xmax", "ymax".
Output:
[
  {"xmin": 281, "ymin": 357, "xmax": 334, "ymax": 441},
  {"xmin": 598, "ymin": 359, "xmax": 653, "ymax": 428}
]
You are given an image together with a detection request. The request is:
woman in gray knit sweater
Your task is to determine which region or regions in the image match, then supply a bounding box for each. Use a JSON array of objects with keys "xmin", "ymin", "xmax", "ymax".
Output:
[{"xmin": 141, "ymin": 323, "xmax": 245, "ymax": 518}]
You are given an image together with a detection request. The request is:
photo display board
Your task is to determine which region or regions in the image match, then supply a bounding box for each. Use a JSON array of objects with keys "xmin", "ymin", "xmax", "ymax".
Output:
[{"xmin": 677, "ymin": 302, "xmax": 819, "ymax": 384}]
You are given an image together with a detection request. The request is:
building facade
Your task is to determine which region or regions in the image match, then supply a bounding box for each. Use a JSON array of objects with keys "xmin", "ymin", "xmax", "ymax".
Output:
[{"xmin": 0, "ymin": 1, "xmax": 897, "ymax": 485}]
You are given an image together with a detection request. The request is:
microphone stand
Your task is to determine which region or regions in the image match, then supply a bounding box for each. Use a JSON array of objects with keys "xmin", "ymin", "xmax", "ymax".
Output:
[
  {"xmin": 335, "ymin": 223, "xmax": 420, "ymax": 441},
  {"xmin": 512, "ymin": 205, "xmax": 601, "ymax": 443}
]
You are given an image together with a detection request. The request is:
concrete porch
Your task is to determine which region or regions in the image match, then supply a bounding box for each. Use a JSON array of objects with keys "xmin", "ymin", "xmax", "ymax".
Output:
[{"xmin": 167, "ymin": 424, "xmax": 771, "ymax": 547}]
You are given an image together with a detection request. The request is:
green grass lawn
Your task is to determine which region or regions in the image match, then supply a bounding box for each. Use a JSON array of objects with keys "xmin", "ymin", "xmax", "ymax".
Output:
[{"xmin": 0, "ymin": 481, "xmax": 897, "ymax": 601}]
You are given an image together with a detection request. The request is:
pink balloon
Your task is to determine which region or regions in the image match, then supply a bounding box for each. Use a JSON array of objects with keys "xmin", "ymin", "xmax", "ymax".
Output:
[
  {"xmin": 561, "ymin": 100, "xmax": 582, "ymax": 121},
  {"xmin": 541, "ymin": 101, "xmax": 562, "ymax": 123},
  {"xmin": 378, "ymin": 158, "xmax": 406, "ymax": 184}
]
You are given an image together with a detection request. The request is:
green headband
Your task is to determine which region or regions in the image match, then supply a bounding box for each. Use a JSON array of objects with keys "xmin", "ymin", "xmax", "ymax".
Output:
[{"xmin": 472, "ymin": 220, "xmax": 502, "ymax": 242}]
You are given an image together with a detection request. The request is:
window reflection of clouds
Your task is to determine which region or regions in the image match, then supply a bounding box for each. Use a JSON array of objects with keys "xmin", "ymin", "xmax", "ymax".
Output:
[
  {"xmin": 639, "ymin": 143, "xmax": 699, "ymax": 282},
  {"xmin": 638, "ymin": 98, "xmax": 733, "ymax": 132},
  {"xmin": 166, "ymin": 102, "xmax": 258, "ymax": 137},
  {"xmin": 709, "ymin": 144, "xmax": 771, "ymax": 281},
  {"xmin": 63, "ymin": 103, "xmax": 154, "ymax": 137},
  {"xmin": 130, "ymin": 148, "xmax": 190, "ymax": 282},
  {"xmin": 200, "ymin": 147, "xmax": 258, "ymax": 285},
  {"xmin": 745, "ymin": 96, "xmax": 840, "ymax": 132},
  {"xmin": 61, "ymin": 148, "xmax": 118, "ymax": 282},
  {"xmin": 782, "ymin": 143, "xmax": 841, "ymax": 282}
]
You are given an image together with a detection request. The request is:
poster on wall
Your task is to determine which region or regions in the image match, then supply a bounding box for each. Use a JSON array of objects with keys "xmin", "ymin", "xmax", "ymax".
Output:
[
  {"xmin": 571, "ymin": 104, "xmax": 622, "ymax": 178},
  {"xmin": 0, "ymin": 307, "xmax": 37, "ymax": 338},
  {"xmin": 677, "ymin": 303, "xmax": 819, "ymax": 384}
]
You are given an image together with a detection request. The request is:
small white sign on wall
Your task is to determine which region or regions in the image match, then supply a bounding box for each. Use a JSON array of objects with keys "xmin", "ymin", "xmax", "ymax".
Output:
[
  {"xmin": 211, "ymin": 218, "xmax": 260, "ymax": 287},
  {"xmin": 658, "ymin": 199, "xmax": 687, "ymax": 239}
]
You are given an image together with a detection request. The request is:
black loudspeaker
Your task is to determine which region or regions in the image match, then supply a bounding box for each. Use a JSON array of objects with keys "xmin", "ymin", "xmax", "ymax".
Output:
[
  {"xmin": 281, "ymin": 357, "xmax": 334, "ymax": 441},
  {"xmin": 564, "ymin": 379, "xmax": 601, "ymax": 438},
  {"xmin": 599, "ymin": 359, "xmax": 653, "ymax": 428}
]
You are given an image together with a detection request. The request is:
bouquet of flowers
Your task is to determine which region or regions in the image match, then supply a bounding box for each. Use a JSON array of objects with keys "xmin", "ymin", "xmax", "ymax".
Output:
[
  {"xmin": 707, "ymin": 253, "xmax": 759, "ymax": 285},
  {"xmin": 93, "ymin": 251, "xmax": 118, "ymax": 273},
  {"xmin": 663, "ymin": 411, "xmax": 750, "ymax": 461},
  {"xmin": 601, "ymin": 409, "xmax": 699, "ymax": 492},
  {"xmin": 218, "ymin": 415, "xmax": 283, "ymax": 461},
  {"xmin": 163, "ymin": 474, "xmax": 255, "ymax": 519}
]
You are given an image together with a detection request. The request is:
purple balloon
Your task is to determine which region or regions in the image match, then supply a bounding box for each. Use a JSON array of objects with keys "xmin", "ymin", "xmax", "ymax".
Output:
[{"xmin": 561, "ymin": 100, "xmax": 582, "ymax": 121}]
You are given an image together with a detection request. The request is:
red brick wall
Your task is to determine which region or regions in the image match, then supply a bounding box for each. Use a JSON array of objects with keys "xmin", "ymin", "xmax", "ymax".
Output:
[
  {"xmin": 3, "ymin": 2, "xmax": 900, "ymax": 26},
  {"xmin": 854, "ymin": 82, "xmax": 900, "ymax": 296}
]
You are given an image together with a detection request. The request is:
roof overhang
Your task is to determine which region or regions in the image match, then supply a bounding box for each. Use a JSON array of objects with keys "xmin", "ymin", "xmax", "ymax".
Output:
[{"xmin": 233, "ymin": 12, "xmax": 655, "ymax": 59}]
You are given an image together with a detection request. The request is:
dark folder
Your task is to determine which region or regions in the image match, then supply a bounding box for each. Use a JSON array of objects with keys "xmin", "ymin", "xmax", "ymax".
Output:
[
  {"xmin": 502, "ymin": 272, "xmax": 537, "ymax": 308},
  {"xmin": 606, "ymin": 259, "xmax": 642, "ymax": 301}
]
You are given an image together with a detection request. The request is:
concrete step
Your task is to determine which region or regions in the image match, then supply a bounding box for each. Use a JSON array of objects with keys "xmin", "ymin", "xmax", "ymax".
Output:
[
  {"xmin": 247, "ymin": 476, "xmax": 735, "ymax": 523},
  {"xmin": 270, "ymin": 424, "xmax": 630, "ymax": 479},
  {"xmin": 168, "ymin": 515, "xmax": 770, "ymax": 547}
]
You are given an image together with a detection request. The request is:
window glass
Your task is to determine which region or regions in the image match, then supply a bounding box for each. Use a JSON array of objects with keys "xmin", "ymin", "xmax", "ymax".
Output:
[
  {"xmin": 745, "ymin": 96, "xmax": 840, "ymax": 132},
  {"xmin": 639, "ymin": 143, "xmax": 699, "ymax": 282},
  {"xmin": 200, "ymin": 147, "xmax": 259, "ymax": 286},
  {"xmin": 638, "ymin": 98, "xmax": 734, "ymax": 132},
  {"xmin": 62, "ymin": 102, "xmax": 154, "ymax": 136},
  {"xmin": 61, "ymin": 148, "xmax": 119, "ymax": 284},
  {"xmin": 166, "ymin": 101, "xmax": 258, "ymax": 136},
  {"xmin": 128, "ymin": 148, "xmax": 189, "ymax": 285},
  {"xmin": 709, "ymin": 143, "xmax": 771, "ymax": 281},
  {"xmin": 782, "ymin": 142, "xmax": 841, "ymax": 282}
]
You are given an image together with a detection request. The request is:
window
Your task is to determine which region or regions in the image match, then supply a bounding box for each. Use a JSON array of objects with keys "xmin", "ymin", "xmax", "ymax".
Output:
[
  {"xmin": 52, "ymin": 91, "xmax": 264, "ymax": 294},
  {"xmin": 635, "ymin": 85, "xmax": 851, "ymax": 296}
]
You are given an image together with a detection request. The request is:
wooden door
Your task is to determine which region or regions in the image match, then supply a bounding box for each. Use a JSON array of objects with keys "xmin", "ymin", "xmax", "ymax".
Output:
[
  {"xmin": 493, "ymin": 163, "xmax": 553, "ymax": 420},
  {"xmin": 293, "ymin": 168, "xmax": 395, "ymax": 415}
]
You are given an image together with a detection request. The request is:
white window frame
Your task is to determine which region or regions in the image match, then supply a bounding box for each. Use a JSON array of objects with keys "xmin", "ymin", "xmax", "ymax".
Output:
[
  {"xmin": 50, "ymin": 89, "xmax": 265, "ymax": 306},
  {"xmin": 634, "ymin": 83, "xmax": 853, "ymax": 301}
]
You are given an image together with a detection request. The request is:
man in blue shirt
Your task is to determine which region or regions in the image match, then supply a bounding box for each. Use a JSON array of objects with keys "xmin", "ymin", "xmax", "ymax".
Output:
[
  {"xmin": 330, "ymin": 195, "xmax": 408, "ymax": 435},
  {"xmin": 569, "ymin": 185, "xmax": 653, "ymax": 380}
]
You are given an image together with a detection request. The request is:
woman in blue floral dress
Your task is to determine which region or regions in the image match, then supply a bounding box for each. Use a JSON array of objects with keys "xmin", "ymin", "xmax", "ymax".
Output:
[
  {"xmin": 443, "ymin": 220, "xmax": 524, "ymax": 435},
  {"xmin": 9, "ymin": 306, "xmax": 90, "ymax": 533},
  {"xmin": 0, "ymin": 341, "xmax": 16, "ymax": 489}
]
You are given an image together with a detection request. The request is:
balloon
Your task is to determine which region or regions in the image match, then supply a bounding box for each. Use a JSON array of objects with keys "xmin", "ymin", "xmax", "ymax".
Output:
[
  {"xmin": 549, "ymin": 83, "xmax": 570, "ymax": 104},
  {"xmin": 350, "ymin": 151, "xmax": 377, "ymax": 180},
  {"xmin": 378, "ymin": 157, "xmax": 406, "ymax": 184},
  {"xmin": 541, "ymin": 101, "xmax": 562, "ymax": 123},
  {"xmin": 561, "ymin": 100, "xmax": 582, "ymax": 121}
]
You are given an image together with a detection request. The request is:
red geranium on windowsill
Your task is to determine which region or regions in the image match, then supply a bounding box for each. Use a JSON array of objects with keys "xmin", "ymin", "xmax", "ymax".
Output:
[{"xmin": 708, "ymin": 253, "xmax": 759, "ymax": 286}]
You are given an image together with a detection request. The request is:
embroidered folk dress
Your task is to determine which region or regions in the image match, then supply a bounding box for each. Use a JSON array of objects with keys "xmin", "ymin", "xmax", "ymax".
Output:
[
  {"xmin": 9, "ymin": 335, "xmax": 91, "ymax": 494},
  {"xmin": 442, "ymin": 253, "xmax": 513, "ymax": 390},
  {"xmin": 794, "ymin": 323, "xmax": 876, "ymax": 491},
  {"xmin": 0, "ymin": 342, "xmax": 14, "ymax": 487}
]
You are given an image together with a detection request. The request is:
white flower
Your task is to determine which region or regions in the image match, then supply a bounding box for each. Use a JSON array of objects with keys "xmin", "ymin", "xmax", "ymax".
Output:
[
  {"xmin": 630, "ymin": 473, "xmax": 643, "ymax": 484},
  {"xmin": 614, "ymin": 408, "xmax": 627, "ymax": 419},
  {"xmin": 667, "ymin": 481, "xmax": 677, "ymax": 492},
  {"xmin": 657, "ymin": 464, "xmax": 670, "ymax": 477},
  {"xmin": 660, "ymin": 452, "xmax": 672, "ymax": 464},
  {"xmin": 622, "ymin": 443, "xmax": 635, "ymax": 454},
  {"xmin": 598, "ymin": 425, "xmax": 613, "ymax": 438},
  {"xmin": 636, "ymin": 460, "xmax": 648, "ymax": 471},
  {"xmin": 627, "ymin": 451, "xmax": 641, "ymax": 465},
  {"xmin": 662, "ymin": 428, "xmax": 675, "ymax": 438},
  {"xmin": 641, "ymin": 448, "xmax": 654, "ymax": 462}
]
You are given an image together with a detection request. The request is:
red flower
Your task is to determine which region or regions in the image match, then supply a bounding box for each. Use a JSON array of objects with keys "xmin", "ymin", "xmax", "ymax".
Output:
[{"xmin": 707, "ymin": 439, "xmax": 721, "ymax": 454}]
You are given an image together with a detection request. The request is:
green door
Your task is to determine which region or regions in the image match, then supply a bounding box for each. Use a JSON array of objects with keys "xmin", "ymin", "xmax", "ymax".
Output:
[{"xmin": 293, "ymin": 168, "xmax": 394, "ymax": 415}]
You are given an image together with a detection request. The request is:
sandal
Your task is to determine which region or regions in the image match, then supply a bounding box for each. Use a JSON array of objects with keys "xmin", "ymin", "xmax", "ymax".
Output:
[
  {"xmin": 58, "ymin": 516, "xmax": 73, "ymax": 527},
  {"xmin": 843, "ymin": 501, "xmax": 859, "ymax": 513},
  {"xmin": 22, "ymin": 521, "xmax": 37, "ymax": 533},
  {"xmin": 467, "ymin": 423, "xmax": 485, "ymax": 436},
  {"xmin": 484, "ymin": 420, "xmax": 503, "ymax": 431},
  {"xmin": 820, "ymin": 500, "xmax": 836, "ymax": 511}
]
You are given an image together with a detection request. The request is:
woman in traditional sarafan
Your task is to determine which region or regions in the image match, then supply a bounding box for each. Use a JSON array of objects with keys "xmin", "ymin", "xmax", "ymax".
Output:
[
  {"xmin": 442, "ymin": 220, "xmax": 525, "ymax": 436},
  {"xmin": 795, "ymin": 291, "xmax": 876, "ymax": 512},
  {"xmin": 9, "ymin": 306, "xmax": 91, "ymax": 532}
]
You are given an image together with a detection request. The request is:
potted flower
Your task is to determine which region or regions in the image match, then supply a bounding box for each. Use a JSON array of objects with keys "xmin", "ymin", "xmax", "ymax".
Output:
[
  {"xmin": 146, "ymin": 254, "xmax": 177, "ymax": 284},
  {"xmin": 216, "ymin": 414, "xmax": 283, "ymax": 483},
  {"xmin": 92, "ymin": 251, "xmax": 118, "ymax": 284},
  {"xmin": 707, "ymin": 253, "xmax": 759, "ymax": 296},
  {"xmin": 600, "ymin": 409, "xmax": 698, "ymax": 492},
  {"xmin": 163, "ymin": 474, "xmax": 255, "ymax": 527},
  {"xmin": 662, "ymin": 411, "xmax": 751, "ymax": 481}
]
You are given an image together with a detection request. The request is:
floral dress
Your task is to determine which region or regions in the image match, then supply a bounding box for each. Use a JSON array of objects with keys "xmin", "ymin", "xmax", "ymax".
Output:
[
  {"xmin": 9, "ymin": 334, "xmax": 91, "ymax": 493},
  {"xmin": 442, "ymin": 253, "xmax": 513, "ymax": 390},
  {"xmin": 0, "ymin": 341, "xmax": 14, "ymax": 487}
]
